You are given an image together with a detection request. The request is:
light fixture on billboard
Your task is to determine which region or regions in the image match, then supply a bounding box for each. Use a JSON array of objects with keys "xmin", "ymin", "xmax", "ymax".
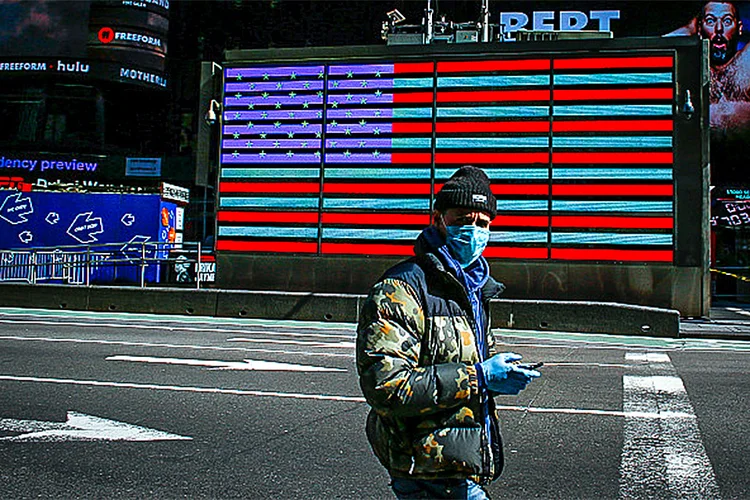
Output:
[
  {"xmin": 205, "ymin": 99, "xmax": 222, "ymax": 125},
  {"xmin": 682, "ymin": 90, "xmax": 695, "ymax": 120}
]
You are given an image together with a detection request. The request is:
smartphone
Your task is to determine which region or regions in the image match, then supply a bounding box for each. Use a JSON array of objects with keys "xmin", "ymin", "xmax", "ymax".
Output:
[{"xmin": 515, "ymin": 362, "xmax": 543, "ymax": 370}]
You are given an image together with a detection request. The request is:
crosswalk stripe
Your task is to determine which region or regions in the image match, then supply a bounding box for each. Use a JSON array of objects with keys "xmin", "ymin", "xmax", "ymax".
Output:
[{"xmin": 619, "ymin": 352, "xmax": 720, "ymax": 499}]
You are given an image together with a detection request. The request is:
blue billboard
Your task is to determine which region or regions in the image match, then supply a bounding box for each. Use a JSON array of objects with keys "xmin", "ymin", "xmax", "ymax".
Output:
[{"xmin": 0, "ymin": 190, "xmax": 177, "ymax": 283}]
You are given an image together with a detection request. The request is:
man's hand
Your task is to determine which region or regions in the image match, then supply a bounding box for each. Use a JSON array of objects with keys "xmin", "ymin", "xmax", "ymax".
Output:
[{"xmin": 478, "ymin": 352, "xmax": 541, "ymax": 395}]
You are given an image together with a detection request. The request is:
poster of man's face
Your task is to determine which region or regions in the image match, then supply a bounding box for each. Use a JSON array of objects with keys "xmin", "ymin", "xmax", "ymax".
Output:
[{"xmin": 699, "ymin": 1, "xmax": 744, "ymax": 65}]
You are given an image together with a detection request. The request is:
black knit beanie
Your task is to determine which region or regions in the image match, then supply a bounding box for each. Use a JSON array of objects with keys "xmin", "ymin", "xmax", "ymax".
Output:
[{"xmin": 434, "ymin": 166, "xmax": 497, "ymax": 219}]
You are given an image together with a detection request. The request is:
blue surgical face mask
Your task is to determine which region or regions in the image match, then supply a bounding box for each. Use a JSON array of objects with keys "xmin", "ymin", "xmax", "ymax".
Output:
[{"xmin": 444, "ymin": 224, "xmax": 490, "ymax": 268}]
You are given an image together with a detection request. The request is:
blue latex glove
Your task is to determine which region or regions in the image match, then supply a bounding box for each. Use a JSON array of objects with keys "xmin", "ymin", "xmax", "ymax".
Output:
[
  {"xmin": 478, "ymin": 353, "xmax": 541, "ymax": 395},
  {"xmin": 492, "ymin": 369, "xmax": 540, "ymax": 395}
]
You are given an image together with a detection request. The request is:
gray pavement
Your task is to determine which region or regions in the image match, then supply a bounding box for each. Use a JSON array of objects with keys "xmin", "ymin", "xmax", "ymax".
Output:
[
  {"xmin": 1, "ymin": 307, "xmax": 750, "ymax": 499},
  {"xmin": 681, "ymin": 301, "xmax": 750, "ymax": 340}
]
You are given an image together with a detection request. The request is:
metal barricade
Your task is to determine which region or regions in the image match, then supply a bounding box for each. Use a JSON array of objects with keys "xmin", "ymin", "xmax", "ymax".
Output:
[{"xmin": 0, "ymin": 241, "xmax": 208, "ymax": 288}]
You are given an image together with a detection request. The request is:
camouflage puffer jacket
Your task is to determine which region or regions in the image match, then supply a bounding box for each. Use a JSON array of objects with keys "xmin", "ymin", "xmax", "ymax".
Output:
[{"xmin": 356, "ymin": 240, "xmax": 505, "ymax": 484}]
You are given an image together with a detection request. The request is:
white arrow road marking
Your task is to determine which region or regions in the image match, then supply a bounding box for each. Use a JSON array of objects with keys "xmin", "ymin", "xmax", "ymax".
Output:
[
  {"xmin": 0, "ymin": 411, "xmax": 192, "ymax": 442},
  {"xmin": 619, "ymin": 352, "xmax": 720, "ymax": 499},
  {"xmin": 106, "ymin": 355, "xmax": 346, "ymax": 372}
]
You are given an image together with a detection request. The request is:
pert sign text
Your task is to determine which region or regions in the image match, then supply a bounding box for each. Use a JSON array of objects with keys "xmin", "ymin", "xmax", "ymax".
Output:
[{"xmin": 499, "ymin": 10, "xmax": 620, "ymax": 37}]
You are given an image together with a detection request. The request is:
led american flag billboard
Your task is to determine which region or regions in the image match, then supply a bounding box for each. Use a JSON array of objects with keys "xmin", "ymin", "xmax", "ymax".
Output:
[{"xmin": 218, "ymin": 52, "xmax": 675, "ymax": 263}]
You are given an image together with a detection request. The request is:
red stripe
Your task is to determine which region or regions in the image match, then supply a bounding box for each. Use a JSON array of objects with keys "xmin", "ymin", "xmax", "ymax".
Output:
[
  {"xmin": 200, "ymin": 255, "xmax": 216, "ymax": 262},
  {"xmin": 324, "ymin": 183, "xmax": 432, "ymax": 195},
  {"xmin": 553, "ymin": 56, "xmax": 674, "ymax": 70},
  {"xmin": 393, "ymin": 92, "xmax": 433, "ymax": 103},
  {"xmin": 393, "ymin": 122, "xmax": 433, "ymax": 133},
  {"xmin": 394, "ymin": 62, "xmax": 434, "ymax": 74},
  {"xmin": 484, "ymin": 247, "xmax": 549, "ymax": 259},
  {"xmin": 552, "ymin": 152, "xmax": 673, "ymax": 164},
  {"xmin": 436, "ymin": 121, "xmax": 550, "ymax": 133},
  {"xmin": 437, "ymin": 89, "xmax": 549, "ymax": 103},
  {"xmin": 322, "ymin": 213, "xmax": 430, "ymax": 225},
  {"xmin": 217, "ymin": 211, "xmax": 319, "ymax": 224},
  {"xmin": 321, "ymin": 243, "xmax": 414, "ymax": 256},
  {"xmin": 552, "ymin": 216, "xmax": 674, "ymax": 229},
  {"xmin": 435, "ymin": 152, "xmax": 548, "ymax": 164},
  {"xmin": 432, "ymin": 184, "xmax": 549, "ymax": 195},
  {"xmin": 552, "ymin": 120, "xmax": 673, "ymax": 132},
  {"xmin": 554, "ymin": 88, "xmax": 673, "ymax": 101},
  {"xmin": 391, "ymin": 152, "xmax": 433, "ymax": 164},
  {"xmin": 552, "ymin": 184, "xmax": 674, "ymax": 197},
  {"xmin": 494, "ymin": 184, "xmax": 549, "ymax": 195},
  {"xmin": 492, "ymin": 215, "xmax": 549, "ymax": 227},
  {"xmin": 219, "ymin": 182, "xmax": 319, "ymax": 194},
  {"xmin": 551, "ymin": 248, "xmax": 674, "ymax": 262},
  {"xmin": 438, "ymin": 59, "xmax": 550, "ymax": 72},
  {"xmin": 216, "ymin": 240, "xmax": 317, "ymax": 253}
]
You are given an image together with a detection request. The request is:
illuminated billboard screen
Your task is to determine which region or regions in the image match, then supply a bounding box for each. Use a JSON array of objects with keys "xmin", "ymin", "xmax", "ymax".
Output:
[
  {"xmin": 217, "ymin": 51, "xmax": 676, "ymax": 263},
  {"xmin": 0, "ymin": 0, "xmax": 168, "ymax": 89},
  {"xmin": 663, "ymin": 1, "xmax": 749, "ymax": 189}
]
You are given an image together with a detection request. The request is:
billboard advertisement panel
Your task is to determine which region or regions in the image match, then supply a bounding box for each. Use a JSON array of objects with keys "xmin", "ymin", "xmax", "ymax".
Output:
[
  {"xmin": 0, "ymin": 190, "xmax": 176, "ymax": 283},
  {"xmin": 0, "ymin": 0, "xmax": 169, "ymax": 90},
  {"xmin": 217, "ymin": 46, "xmax": 686, "ymax": 265}
]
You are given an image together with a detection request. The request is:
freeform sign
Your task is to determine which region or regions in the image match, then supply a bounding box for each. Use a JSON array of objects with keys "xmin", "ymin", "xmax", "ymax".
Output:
[{"xmin": 498, "ymin": 10, "xmax": 621, "ymax": 37}]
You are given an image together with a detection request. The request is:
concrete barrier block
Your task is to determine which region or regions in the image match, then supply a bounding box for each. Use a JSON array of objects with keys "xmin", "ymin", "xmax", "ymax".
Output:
[
  {"xmin": 87, "ymin": 287, "xmax": 219, "ymax": 316},
  {"xmin": 492, "ymin": 299, "xmax": 680, "ymax": 337},
  {"xmin": 216, "ymin": 290, "xmax": 360, "ymax": 323},
  {"xmin": 488, "ymin": 300, "xmax": 513, "ymax": 329},
  {"xmin": 0, "ymin": 283, "xmax": 89, "ymax": 311}
]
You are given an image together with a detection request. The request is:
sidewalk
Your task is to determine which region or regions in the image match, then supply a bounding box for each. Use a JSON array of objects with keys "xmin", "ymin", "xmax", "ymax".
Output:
[{"xmin": 679, "ymin": 301, "xmax": 750, "ymax": 341}]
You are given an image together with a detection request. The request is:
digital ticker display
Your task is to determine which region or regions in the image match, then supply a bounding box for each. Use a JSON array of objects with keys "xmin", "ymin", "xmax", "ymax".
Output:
[{"xmin": 217, "ymin": 53, "xmax": 676, "ymax": 263}]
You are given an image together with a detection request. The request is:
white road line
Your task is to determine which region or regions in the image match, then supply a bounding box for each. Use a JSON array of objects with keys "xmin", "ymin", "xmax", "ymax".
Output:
[
  {"xmin": 0, "ymin": 375, "xmax": 366, "ymax": 403},
  {"xmin": 0, "ymin": 318, "xmax": 354, "ymax": 340},
  {"xmin": 0, "ymin": 374, "xmax": 707, "ymax": 420},
  {"xmin": 538, "ymin": 362, "xmax": 633, "ymax": 368},
  {"xmin": 0, "ymin": 307, "xmax": 356, "ymax": 332},
  {"xmin": 619, "ymin": 352, "xmax": 720, "ymax": 499},
  {"xmin": 495, "ymin": 405, "xmax": 694, "ymax": 419},
  {"xmin": 498, "ymin": 335, "xmax": 750, "ymax": 353},
  {"xmin": 724, "ymin": 306, "xmax": 750, "ymax": 317},
  {"xmin": 227, "ymin": 337, "xmax": 354, "ymax": 349},
  {"xmin": 0, "ymin": 334, "xmax": 355, "ymax": 354}
]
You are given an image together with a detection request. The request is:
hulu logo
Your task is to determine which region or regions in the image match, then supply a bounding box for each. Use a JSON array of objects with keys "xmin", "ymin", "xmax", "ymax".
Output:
[{"xmin": 57, "ymin": 60, "xmax": 90, "ymax": 73}]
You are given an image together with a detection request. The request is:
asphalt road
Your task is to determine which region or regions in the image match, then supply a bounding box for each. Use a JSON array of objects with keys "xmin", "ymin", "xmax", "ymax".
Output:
[{"xmin": 1, "ymin": 307, "xmax": 749, "ymax": 499}]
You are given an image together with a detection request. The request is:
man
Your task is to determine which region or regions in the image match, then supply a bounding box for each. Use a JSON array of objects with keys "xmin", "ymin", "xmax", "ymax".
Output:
[
  {"xmin": 356, "ymin": 166, "xmax": 540, "ymax": 499},
  {"xmin": 666, "ymin": 1, "xmax": 750, "ymax": 132}
]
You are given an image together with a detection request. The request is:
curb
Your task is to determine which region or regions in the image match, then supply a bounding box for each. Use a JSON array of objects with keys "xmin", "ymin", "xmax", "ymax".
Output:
[{"xmin": 0, "ymin": 282, "xmax": 694, "ymax": 339}]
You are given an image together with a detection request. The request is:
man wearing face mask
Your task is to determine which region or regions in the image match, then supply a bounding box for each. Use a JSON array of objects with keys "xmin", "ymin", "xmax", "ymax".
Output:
[{"xmin": 356, "ymin": 166, "xmax": 541, "ymax": 499}]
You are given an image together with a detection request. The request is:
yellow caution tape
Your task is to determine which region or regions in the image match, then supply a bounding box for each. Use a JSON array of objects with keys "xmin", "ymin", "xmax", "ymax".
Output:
[{"xmin": 710, "ymin": 268, "xmax": 750, "ymax": 283}]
